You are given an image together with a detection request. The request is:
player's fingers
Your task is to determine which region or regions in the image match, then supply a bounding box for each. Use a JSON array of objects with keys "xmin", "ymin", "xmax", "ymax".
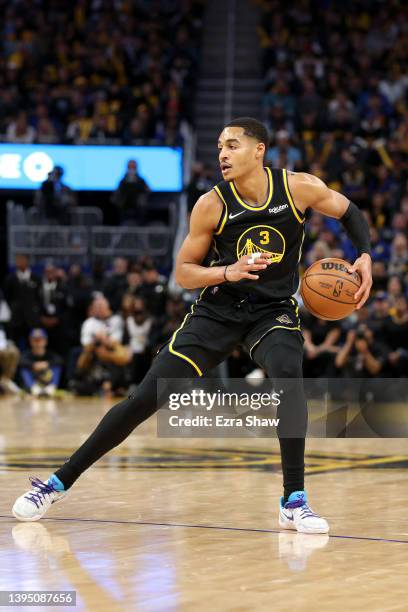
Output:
[
  {"xmin": 356, "ymin": 287, "xmax": 371, "ymax": 309},
  {"xmin": 245, "ymin": 262, "xmax": 267, "ymax": 270},
  {"xmin": 246, "ymin": 253, "xmax": 272, "ymax": 265},
  {"xmin": 242, "ymin": 272, "xmax": 259, "ymax": 280},
  {"xmin": 354, "ymin": 276, "xmax": 371, "ymax": 300},
  {"xmin": 354, "ymin": 286, "xmax": 364, "ymax": 300},
  {"xmin": 256, "ymin": 253, "xmax": 272, "ymax": 261}
]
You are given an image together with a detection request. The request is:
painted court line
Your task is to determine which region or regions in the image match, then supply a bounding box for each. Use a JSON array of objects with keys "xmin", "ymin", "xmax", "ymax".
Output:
[{"xmin": 1, "ymin": 515, "xmax": 407, "ymax": 544}]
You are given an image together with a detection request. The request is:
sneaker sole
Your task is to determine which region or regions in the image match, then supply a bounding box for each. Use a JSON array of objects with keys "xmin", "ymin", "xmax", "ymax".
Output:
[
  {"xmin": 279, "ymin": 514, "xmax": 330, "ymax": 534},
  {"xmin": 296, "ymin": 524, "xmax": 330, "ymax": 535},
  {"xmin": 12, "ymin": 492, "xmax": 68, "ymax": 522}
]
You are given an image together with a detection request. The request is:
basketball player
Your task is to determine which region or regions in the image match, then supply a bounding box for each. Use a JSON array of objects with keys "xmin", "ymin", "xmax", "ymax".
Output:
[{"xmin": 13, "ymin": 118, "xmax": 372, "ymax": 533}]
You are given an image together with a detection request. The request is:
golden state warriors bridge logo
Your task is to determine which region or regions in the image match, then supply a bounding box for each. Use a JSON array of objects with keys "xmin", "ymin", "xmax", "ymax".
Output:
[{"xmin": 236, "ymin": 225, "xmax": 286, "ymax": 263}]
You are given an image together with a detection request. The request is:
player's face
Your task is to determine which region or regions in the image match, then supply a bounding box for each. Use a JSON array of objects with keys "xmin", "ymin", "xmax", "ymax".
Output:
[{"xmin": 218, "ymin": 127, "xmax": 264, "ymax": 180}]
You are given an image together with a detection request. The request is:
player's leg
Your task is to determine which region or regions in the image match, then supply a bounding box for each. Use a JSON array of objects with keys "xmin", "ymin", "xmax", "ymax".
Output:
[
  {"xmin": 252, "ymin": 329, "xmax": 329, "ymax": 534},
  {"xmin": 12, "ymin": 294, "xmax": 242, "ymax": 522},
  {"xmin": 12, "ymin": 346, "xmax": 202, "ymax": 521},
  {"xmin": 252, "ymin": 330, "xmax": 307, "ymax": 497}
]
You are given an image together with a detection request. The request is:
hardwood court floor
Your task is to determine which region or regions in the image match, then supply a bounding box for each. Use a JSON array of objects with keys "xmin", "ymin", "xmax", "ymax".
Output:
[{"xmin": 0, "ymin": 397, "xmax": 407, "ymax": 611}]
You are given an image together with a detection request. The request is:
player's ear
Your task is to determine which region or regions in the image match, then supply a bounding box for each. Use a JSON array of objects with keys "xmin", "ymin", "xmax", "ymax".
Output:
[{"xmin": 255, "ymin": 142, "xmax": 265, "ymax": 159}]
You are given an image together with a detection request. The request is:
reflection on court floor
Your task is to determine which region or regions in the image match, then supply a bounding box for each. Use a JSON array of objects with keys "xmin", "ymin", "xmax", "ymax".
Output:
[{"xmin": 0, "ymin": 397, "xmax": 407, "ymax": 611}]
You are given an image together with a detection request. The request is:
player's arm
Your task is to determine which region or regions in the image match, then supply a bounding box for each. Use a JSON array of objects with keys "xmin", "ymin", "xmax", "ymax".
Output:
[
  {"xmin": 288, "ymin": 172, "xmax": 372, "ymax": 309},
  {"xmin": 175, "ymin": 190, "xmax": 271, "ymax": 290}
]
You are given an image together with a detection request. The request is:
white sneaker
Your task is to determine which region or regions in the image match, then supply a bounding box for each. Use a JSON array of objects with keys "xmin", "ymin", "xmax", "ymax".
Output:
[
  {"xmin": 31, "ymin": 384, "xmax": 42, "ymax": 397},
  {"xmin": 44, "ymin": 384, "xmax": 56, "ymax": 397},
  {"xmin": 279, "ymin": 490, "xmax": 329, "ymax": 534},
  {"xmin": 12, "ymin": 477, "xmax": 67, "ymax": 522}
]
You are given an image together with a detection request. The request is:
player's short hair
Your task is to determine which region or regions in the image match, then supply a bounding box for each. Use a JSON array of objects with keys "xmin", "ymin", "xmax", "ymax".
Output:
[{"xmin": 225, "ymin": 117, "xmax": 269, "ymax": 156}]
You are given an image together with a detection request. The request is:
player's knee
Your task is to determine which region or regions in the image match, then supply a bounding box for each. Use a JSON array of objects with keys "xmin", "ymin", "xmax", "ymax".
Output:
[
  {"xmin": 271, "ymin": 359, "xmax": 302, "ymax": 379},
  {"xmin": 262, "ymin": 347, "xmax": 302, "ymax": 379}
]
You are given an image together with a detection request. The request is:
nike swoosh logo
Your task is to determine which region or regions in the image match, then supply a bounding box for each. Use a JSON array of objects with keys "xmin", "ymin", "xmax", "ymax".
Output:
[
  {"xmin": 282, "ymin": 510, "xmax": 294, "ymax": 521},
  {"xmin": 229, "ymin": 211, "xmax": 246, "ymax": 220}
]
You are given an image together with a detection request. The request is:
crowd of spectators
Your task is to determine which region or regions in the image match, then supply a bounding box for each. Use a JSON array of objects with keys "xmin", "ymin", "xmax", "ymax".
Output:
[
  {"xmin": 0, "ymin": 253, "xmax": 186, "ymax": 397},
  {"xmin": 248, "ymin": 0, "xmax": 408, "ymax": 379},
  {"xmin": 0, "ymin": 241, "xmax": 406, "ymax": 399},
  {"xmin": 0, "ymin": 0, "xmax": 204, "ymax": 147},
  {"xmin": 0, "ymin": 0, "xmax": 407, "ymax": 394}
]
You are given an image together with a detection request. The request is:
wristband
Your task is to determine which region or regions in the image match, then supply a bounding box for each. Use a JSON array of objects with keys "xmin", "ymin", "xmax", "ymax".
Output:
[{"xmin": 224, "ymin": 265, "xmax": 229, "ymax": 281}]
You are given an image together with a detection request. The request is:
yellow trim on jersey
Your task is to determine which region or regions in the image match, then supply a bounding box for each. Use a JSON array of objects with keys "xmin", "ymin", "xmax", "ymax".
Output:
[
  {"xmin": 282, "ymin": 169, "xmax": 305, "ymax": 224},
  {"xmin": 230, "ymin": 166, "xmax": 274, "ymax": 211},
  {"xmin": 297, "ymin": 228, "xmax": 306, "ymax": 263},
  {"xmin": 290, "ymin": 297, "xmax": 301, "ymax": 325},
  {"xmin": 168, "ymin": 287, "xmax": 208, "ymax": 376},
  {"xmin": 249, "ymin": 325, "xmax": 302, "ymax": 358},
  {"xmin": 213, "ymin": 186, "xmax": 228, "ymax": 235}
]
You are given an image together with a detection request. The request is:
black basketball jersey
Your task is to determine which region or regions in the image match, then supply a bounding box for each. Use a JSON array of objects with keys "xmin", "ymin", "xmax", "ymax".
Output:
[{"xmin": 211, "ymin": 167, "xmax": 305, "ymax": 299}]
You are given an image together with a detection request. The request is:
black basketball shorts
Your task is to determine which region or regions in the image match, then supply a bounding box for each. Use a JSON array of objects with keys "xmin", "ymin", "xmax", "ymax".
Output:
[{"xmin": 163, "ymin": 286, "xmax": 304, "ymax": 375}]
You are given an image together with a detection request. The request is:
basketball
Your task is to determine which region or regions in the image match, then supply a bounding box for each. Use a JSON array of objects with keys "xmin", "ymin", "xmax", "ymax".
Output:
[{"xmin": 300, "ymin": 257, "xmax": 361, "ymax": 320}]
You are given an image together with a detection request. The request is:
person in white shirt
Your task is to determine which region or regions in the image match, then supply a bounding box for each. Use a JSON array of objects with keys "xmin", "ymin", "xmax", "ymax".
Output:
[
  {"xmin": 73, "ymin": 296, "xmax": 131, "ymax": 396},
  {"xmin": 80, "ymin": 295, "xmax": 123, "ymax": 347}
]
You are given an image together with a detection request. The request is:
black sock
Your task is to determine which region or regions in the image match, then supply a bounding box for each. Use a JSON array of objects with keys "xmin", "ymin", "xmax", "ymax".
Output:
[{"xmin": 278, "ymin": 437, "xmax": 305, "ymax": 502}]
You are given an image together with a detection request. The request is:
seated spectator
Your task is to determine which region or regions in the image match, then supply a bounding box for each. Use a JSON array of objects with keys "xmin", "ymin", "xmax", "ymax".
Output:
[
  {"xmin": 186, "ymin": 162, "xmax": 215, "ymax": 214},
  {"xmin": 388, "ymin": 233, "xmax": 408, "ymax": 278},
  {"xmin": 103, "ymin": 258, "xmax": 130, "ymax": 312},
  {"xmin": 368, "ymin": 227, "xmax": 390, "ymax": 264},
  {"xmin": 34, "ymin": 166, "xmax": 77, "ymax": 223},
  {"xmin": 36, "ymin": 117, "xmax": 58, "ymax": 144},
  {"xmin": 304, "ymin": 240, "xmax": 331, "ymax": 267},
  {"xmin": 387, "ymin": 275, "xmax": 405, "ymax": 308},
  {"xmin": 366, "ymin": 292, "xmax": 390, "ymax": 344},
  {"xmin": 371, "ymin": 193, "xmax": 390, "ymax": 230},
  {"xmin": 340, "ymin": 151, "xmax": 367, "ymax": 205},
  {"xmin": 0, "ymin": 326, "xmax": 20, "ymax": 394},
  {"xmin": 19, "ymin": 329, "xmax": 63, "ymax": 397},
  {"xmin": 112, "ymin": 160, "xmax": 150, "ymax": 225},
  {"xmin": 39, "ymin": 263, "xmax": 68, "ymax": 355},
  {"xmin": 371, "ymin": 261, "xmax": 388, "ymax": 293},
  {"xmin": 124, "ymin": 264, "xmax": 144, "ymax": 299},
  {"xmin": 149, "ymin": 295, "xmax": 187, "ymax": 353},
  {"xmin": 302, "ymin": 311, "xmax": 341, "ymax": 377},
  {"xmin": 266, "ymin": 130, "xmax": 302, "ymax": 170},
  {"xmin": 335, "ymin": 324, "xmax": 387, "ymax": 378},
  {"xmin": 64, "ymin": 264, "xmax": 94, "ymax": 348},
  {"xmin": 71, "ymin": 296, "xmax": 131, "ymax": 397},
  {"xmin": 383, "ymin": 296, "xmax": 408, "ymax": 376},
  {"xmin": 3, "ymin": 254, "xmax": 42, "ymax": 348},
  {"xmin": 124, "ymin": 297, "xmax": 153, "ymax": 384},
  {"xmin": 139, "ymin": 262, "xmax": 167, "ymax": 316},
  {"xmin": 6, "ymin": 111, "xmax": 36, "ymax": 143}
]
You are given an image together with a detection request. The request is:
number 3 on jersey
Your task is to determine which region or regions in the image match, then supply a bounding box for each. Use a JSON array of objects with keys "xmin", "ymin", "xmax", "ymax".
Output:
[{"xmin": 259, "ymin": 230, "xmax": 269, "ymax": 245}]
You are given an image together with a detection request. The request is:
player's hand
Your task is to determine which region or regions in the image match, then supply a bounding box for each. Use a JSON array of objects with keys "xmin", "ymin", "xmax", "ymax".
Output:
[
  {"xmin": 225, "ymin": 253, "xmax": 272, "ymax": 282},
  {"xmin": 347, "ymin": 253, "xmax": 372, "ymax": 309}
]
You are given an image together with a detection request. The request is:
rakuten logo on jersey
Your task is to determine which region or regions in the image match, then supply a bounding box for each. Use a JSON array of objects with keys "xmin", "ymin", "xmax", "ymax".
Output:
[{"xmin": 268, "ymin": 204, "xmax": 288, "ymax": 214}]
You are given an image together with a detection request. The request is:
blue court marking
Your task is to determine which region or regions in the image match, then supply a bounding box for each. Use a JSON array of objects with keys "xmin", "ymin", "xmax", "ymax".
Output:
[{"xmin": 1, "ymin": 515, "xmax": 407, "ymax": 544}]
